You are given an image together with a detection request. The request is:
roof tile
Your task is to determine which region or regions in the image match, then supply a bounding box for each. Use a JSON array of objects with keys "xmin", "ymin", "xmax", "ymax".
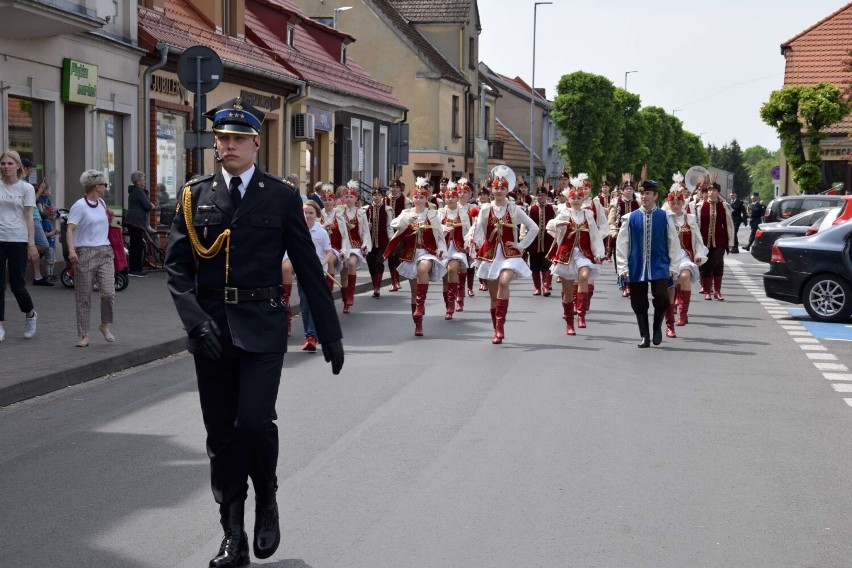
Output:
[{"xmin": 389, "ymin": 0, "xmax": 471, "ymax": 23}]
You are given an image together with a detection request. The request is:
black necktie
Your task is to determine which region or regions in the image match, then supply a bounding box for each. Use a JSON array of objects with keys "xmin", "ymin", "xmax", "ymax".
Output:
[{"xmin": 229, "ymin": 177, "xmax": 241, "ymax": 209}]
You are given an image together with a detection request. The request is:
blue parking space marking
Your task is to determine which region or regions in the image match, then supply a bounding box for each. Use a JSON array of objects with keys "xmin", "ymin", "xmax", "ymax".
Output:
[{"xmin": 786, "ymin": 308, "xmax": 852, "ymax": 341}]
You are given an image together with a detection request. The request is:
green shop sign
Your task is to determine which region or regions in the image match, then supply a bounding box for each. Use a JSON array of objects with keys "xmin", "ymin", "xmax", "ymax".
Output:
[{"xmin": 62, "ymin": 59, "xmax": 98, "ymax": 105}]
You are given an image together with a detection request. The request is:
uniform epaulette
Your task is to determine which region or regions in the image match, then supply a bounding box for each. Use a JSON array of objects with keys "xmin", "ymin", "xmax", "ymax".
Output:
[
  {"xmin": 265, "ymin": 172, "xmax": 297, "ymax": 190},
  {"xmin": 186, "ymin": 173, "xmax": 215, "ymax": 186}
]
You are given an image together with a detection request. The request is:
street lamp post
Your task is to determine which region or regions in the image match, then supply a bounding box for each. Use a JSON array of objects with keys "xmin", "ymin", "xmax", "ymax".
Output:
[
  {"xmin": 530, "ymin": 1, "xmax": 552, "ymax": 186},
  {"xmin": 624, "ymin": 70, "xmax": 638, "ymax": 90},
  {"xmin": 333, "ymin": 6, "xmax": 352, "ymax": 29}
]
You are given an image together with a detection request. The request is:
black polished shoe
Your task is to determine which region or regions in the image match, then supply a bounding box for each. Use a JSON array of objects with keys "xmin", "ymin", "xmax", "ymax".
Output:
[
  {"xmin": 253, "ymin": 501, "xmax": 280, "ymax": 559},
  {"xmin": 636, "ymin": 313, "xmax": 651, "ymax": 348},
  {"xmin": 652, "ymin": 309, "xmax": 665, "ymax": 345},
  {"xmin": 209, "ymin": 529, "xmax": 249, "ymax": 568},
  {"xmin": 638, "ymin": 336, "xmax": 651, "ymax": 348}
]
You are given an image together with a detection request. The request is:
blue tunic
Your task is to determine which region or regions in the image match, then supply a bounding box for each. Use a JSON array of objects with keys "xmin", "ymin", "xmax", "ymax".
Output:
[{"xmin": 627, "ymin": 207, "xmax": 671, "ymax": 282}]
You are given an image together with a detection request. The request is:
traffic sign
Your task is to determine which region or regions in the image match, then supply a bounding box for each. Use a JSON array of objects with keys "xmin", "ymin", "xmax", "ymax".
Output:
[
  {"xmin": 771, "ymin": 165, "xmax": 781, "ymax": 180},
  {"xmin": 177, "ymin": 46, "xmax": 223, "ymax": 94}
]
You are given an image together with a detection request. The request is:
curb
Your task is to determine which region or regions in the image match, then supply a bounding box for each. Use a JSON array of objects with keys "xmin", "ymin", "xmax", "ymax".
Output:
[{"xmin": 0, "ymin": 278, "xmax": 386, "ymax": 408}]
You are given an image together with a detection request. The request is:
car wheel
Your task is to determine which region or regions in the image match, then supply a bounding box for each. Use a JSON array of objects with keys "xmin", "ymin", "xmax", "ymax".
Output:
[
  {"xmin": 803, "ymin": 274, "xmax": 852, "ymax": 322},
  {"xmin": 60, "ymin": 268, "xmax": 74, "ymax": 289},
  {"xmin": 115, "ymin": 272, "xmax": 129, "ymax": 292}
]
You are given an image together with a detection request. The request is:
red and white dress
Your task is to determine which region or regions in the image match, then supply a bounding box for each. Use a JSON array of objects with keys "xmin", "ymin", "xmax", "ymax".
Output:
[
  {"xmin": 473, "ymin": 202, "xmax": 539, "ymax": 280},
  {"xmin": 320, "ymin": 206, "xmax": 349, "ymax": 274},
  {"xmin": 389, "ymin": 209, "xmax": 448, "ymax": 282},
  {"xmin": 546, "ymin": 208, "xmax": 605, "ymax": 280},
  {"xmin": 671, "ymin": 211, "xmax": 708, "ymax": 282},
  {"xmin": 341, "ymin": 205, "xmax": 372, "ymax": 270},
  {"xmin": 438, "ymin": 205, "xmax": 471, "ymax": 268}
]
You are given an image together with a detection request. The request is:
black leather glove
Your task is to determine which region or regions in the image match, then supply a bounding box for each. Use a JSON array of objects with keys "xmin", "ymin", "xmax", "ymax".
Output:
[
  {"xmin": 189, "ymin": 319, "xmax": 223, "ymax": 361},
  {"xmin": 322, "ymin": 340, "xmax": 345, "ymax": 375}
]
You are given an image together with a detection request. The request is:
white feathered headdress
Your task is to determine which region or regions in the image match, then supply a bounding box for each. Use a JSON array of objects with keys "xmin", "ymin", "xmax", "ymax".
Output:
[
  {"xmin": 343, "ymin": 180, "xmax": 359, "ymax": 196},
  {"xmin": 457, "ymin": 177, "xmax": 469, "ymax": 186},
  {"xmin": 672, "ymin": 171, "xmax": 684, "ymax": 184},
  {"xmin": 490, "ymin": 165, "xmax": 515, "ymax": 191},
  {"xmin": 670, "ymin": 171, "xmax": 685, "ymax": 193},
  {"xmin": 414, "ymin": 176, "xmax": 429, "ymax": 188},
  {"xmin": 446, "ymin": 181, "xmax": 457, "ymax": 190}
]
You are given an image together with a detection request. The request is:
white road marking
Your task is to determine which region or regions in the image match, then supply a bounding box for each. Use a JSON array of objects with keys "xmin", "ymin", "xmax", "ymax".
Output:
[
  {"xmin": 800, "ymin": 344, "xmax": 828, "ymax": 351},
  {"xmin": 831, "ymin": 384, "xmax": 852, "ymax": 392},
  {"xmin": 815, "ymin": 363, "xmax": 849, "ymax": 371},
  {"xmin": 794, "ymin": 338, "xmax": 820, "ymax": 343},
  {"xmin": 824, "ymin": 373, "xmax": 852, "ymax": 381},
  {"xmin": 807, "ymin": 353, "xmax": 838, "ymax": 360}
]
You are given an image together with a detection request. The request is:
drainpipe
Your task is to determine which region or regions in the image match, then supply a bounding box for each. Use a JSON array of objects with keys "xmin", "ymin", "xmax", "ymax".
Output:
[
  {"xmin": 284, "ymin": 83, "xmax": 307, "ymax": 179},
  {"xmin": 143, "ymin": 43, "xmax": 169, "ymax": 193}
]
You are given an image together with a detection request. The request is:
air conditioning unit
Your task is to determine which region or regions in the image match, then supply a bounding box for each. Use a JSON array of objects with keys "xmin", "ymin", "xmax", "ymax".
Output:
[{"xmin": 293, "ymin": 113, "xmax": 316, "ymax": 140}]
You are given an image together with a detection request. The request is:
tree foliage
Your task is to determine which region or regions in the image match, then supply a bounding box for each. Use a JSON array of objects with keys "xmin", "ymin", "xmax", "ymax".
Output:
[
  {"xmin": 759, "ymin": 83, "xmax": 850, "ymax": 193},
  {"xmin": 552, "ymin": 71, "xmax": 707, "ymax": 191}
]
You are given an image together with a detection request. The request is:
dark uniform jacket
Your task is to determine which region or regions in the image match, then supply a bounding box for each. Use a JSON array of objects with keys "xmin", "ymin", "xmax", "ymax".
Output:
[
  {"xmin": 730, "ymin": 197, "xmax": 745, "ymax": 224},
  {"xmin": 166, "ymin": 169, "xmax": 342, "ymax": 354}
]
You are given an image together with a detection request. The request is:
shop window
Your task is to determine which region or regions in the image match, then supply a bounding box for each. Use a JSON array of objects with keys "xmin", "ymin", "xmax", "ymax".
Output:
[
  {"xmin": 7, "ymin": 95, "xmax": 45, "ymax": 184},
  {"xmin": 97, "ymin": 113, "xmax": 123, "ymax": 207},
  {"xmin": 156, "ymin": 110, "xmax": 187, "ymax": 206}
]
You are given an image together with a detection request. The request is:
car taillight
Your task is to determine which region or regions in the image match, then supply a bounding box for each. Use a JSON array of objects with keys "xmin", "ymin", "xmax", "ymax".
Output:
[
  {"xmin": 770, "ymin": 246, "xmax": 785, "ymax": 263},
  {"xmin": 755, "ymin": 229, "xmax": 763, "ymax": 238},
  {"xmin": 805, "ymin": 227, "xmax": 818, "ymax": 236}
]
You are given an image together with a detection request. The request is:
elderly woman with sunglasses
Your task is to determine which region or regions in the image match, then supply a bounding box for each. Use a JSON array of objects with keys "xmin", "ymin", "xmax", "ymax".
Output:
[
  {"xmin": 472, "ymin": 165, "xmax": 539, "ymax": 345},
  {"xmin": 66, "ymin": 170, "xmax": 116, "ymax": 346}
]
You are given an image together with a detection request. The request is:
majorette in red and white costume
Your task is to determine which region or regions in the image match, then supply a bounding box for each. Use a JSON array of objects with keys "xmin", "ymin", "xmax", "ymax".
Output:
[
  {"xmin": 456, "ymin": 177, "xmax": 478, "ymax": 303},
  {"xmin": 547, "ymin": 178, "xmax": 605, "ymax": 335},
  {"xmin": 365, "ymin": 187, "xmax": 394, "ymax": 298},
  {"xmin": 438, "ymin": 181, "xmax": 471, "ymax": 320},
  {"xmin": 339, "ymin": 181, "xmax": 373, "ymax": 314},
  {"xmin": 697, "ymin": 179, "xmax": 734, "ymax": 301},
  {"xmin": 576, "ymin": 173, "xmax": 607, "ymax": 313},
  {"xmin": 385, "ymin": 177, "xmax": 447, "ymax": 336},
  {"xmin": 665, "ymin": 187, "xmax": 708, "ymax": 337},
  {"xmin": 384, "ymin": 179, "xmax": 412, "ymax": 292},
  {"xmin": 319, "ymin": 185, "xmax": 351, "ymax": 301},
  {"xmin": 473, "ymin": 165, "xmax": 539, "ymax": 344},
  {"xmin": 527, "ymin": 186, "xmax": 555, "ymax": 297}
]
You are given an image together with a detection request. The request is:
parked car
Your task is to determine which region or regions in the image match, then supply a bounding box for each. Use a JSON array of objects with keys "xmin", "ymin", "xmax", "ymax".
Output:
[
  {"xmin": 763, "ymin": 194, "xmax": 845, "ymax": 223},
  {"xmin": 815, "ymin": 195, "xmax": 852, "ymax": 232},
  {"xmin": 749, "ymin": 207, "xmax": 834, "ymax": 263},
  {"xmin": 763, "ymin": 221, "xmax": 852, "ymax": 322}
]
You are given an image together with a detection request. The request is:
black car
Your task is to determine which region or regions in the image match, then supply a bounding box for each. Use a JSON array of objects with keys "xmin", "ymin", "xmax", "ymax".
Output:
[
  {"xmin": 763, "ymin": 195, "xmax": 844, "ymax": 223},
  {"xmin": 750, "ymin": 207, "xmax": 834, "ymax": 263},
  {"xmin": 763, "ymin": 221, "xmax": 852, "ymax": 322}
]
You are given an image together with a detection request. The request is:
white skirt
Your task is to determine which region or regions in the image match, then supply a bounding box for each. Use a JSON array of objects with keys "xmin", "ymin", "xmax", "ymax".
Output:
[
  {"xmin": 677, "ymin": 250, "xmax": 700, "ymax": 283},
  {"xmin": 477, "ymin": 245, "xmax": 532, "ymax": 280},
  {"xmin": 345, "ymin": 248, "xmax": 369, "ymax": 271},
  {"xmin": 398, "ymin": 248, "xmax": 448, "ymax": 282},
  {"xmin": 442, "ymin": 242, "xmax": 469, "ymax": 269},
  {"xmin": 550, "ymin": 248, "xmax": 601, "ymax": 281}
]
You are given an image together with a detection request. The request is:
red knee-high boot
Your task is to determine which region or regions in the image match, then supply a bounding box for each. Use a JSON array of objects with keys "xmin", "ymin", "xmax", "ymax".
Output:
[
  {"xmin": 665, "ymin": 304, "xmax": 677, "ymax": 337},
  {"xmin": 326, "ymin": 274, "xmax": 335, "ymax": 295},
  {"xmin": 701, "ymin": 276, "xmax": 712, "ymax": 300},
  {"xmin": 479, "ymin": 278, "xmax": 488, "ymax": 291},
  {"xmin": 282, "ymin": 283, "xmax": 292, "ymax": 337},
  {"xmin": 414, "ymin": 283, "xmax": 428, "ymax": 336},
  {"xmin": 390, "ymin": 266, "xmax": 401, "ymax": 291},
  {"xmin": 542, "ymin": 271, "xmax": 552, "ymax": 297},
  {"xmin": 344, "ymin": 274, "xmax": 357, "ymax": 312},
  {"xmin": 532, "ymin": 272, "xmax": 542, "ymax": 296},
  {"xmin": 713, "ymin": 276, "xmax": 724, "ymax": 300},
  {"xmin": 677, "ymin": 289, "xmax": 691, "ymax": 326},
  {"xmin": 455, "ymin": 280, "xmax": 465, "ymax": 312},
  {"xmin": 493, "ymin": 298, "xmax": 509, "ymax": 344},
  {"xmin": 572, "ymin": 284, "xmax": 579, "ymax": 314},
  {"xmin": 445, "ymin": 282, "xmax": 457, "ymax": 320},
  {"xmin": 467, "ymin": 270, "xmax": 476, "ymax": 297},
  {"xmin": 372, "ymin": 273, "xmax": 381, "ymax": 298},
  {"xmin": 576, "ymin": 292, "xmax": 587, "ymax": 328},
  {"xmin": 587, "ymin": 284, "xmax": 595, "ymax": 312},
  {"xmin": 562, "ymin": 301, "xmax": 575, "ymax": 336}
]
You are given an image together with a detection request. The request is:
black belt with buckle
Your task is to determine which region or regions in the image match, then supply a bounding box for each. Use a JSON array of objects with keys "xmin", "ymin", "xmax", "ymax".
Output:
[{"xmin": 197, "ymin": 286, "xmax": 282, "ymax": 304}]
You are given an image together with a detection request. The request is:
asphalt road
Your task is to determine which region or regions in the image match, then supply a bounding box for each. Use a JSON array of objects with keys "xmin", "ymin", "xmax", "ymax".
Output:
[{"xmin": 4, "ymin": 255, "xmax": 852, "ymax": 567}]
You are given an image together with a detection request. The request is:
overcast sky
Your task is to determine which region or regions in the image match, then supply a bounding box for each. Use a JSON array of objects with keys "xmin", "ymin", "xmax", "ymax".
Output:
[{"xmin": 478, "ymin": 0, "xmax": 845, "ymax": 153}]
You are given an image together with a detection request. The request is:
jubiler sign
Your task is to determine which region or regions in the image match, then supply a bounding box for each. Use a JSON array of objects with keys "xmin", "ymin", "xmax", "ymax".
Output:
[{"xmin": 62, "ymin": 59, "xmax": 98, "ymax": 105}]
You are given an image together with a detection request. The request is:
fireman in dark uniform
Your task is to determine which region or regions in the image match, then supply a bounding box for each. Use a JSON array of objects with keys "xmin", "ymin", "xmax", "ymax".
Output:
[{"xmin": 165, "ymin": 98, "xmax": 344, "ymax": 568}]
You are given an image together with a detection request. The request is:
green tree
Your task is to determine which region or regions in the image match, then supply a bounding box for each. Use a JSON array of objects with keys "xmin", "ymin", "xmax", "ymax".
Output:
[
  {"xmin": 552, "ymin": 71, "xmax": 622, "ymax": 182},
  {"xmin": 742, "ymin": 145, "xmax": 774, "ymax": 169},
  {"xmin": 717, "ymin": 139, "xmax": 752, "ymax": 197},
  {"xmin": 743, "ymin": 145, "xmax": 780, "ymax": 202},
  {"xmin": 610, "ymin": 88, "xmax": 649, "ymax": 178},
  {"xmin": 760, "ymin": 82, "xmax": 850, "ymax": 193}
]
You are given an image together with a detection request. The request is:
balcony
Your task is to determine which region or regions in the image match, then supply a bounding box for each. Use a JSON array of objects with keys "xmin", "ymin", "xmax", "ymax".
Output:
[
  {"xmin": 0, "ymin": 0, "xmax": 106, "ymax": 39},
  {"xmin": 467, "ymin": 138, "xmax": 505, "ymax": 160}
]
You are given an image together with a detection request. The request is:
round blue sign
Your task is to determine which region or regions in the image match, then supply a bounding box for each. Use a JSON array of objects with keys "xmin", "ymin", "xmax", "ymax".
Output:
[{"xmin": 771, "ymin": 165, "xmax": 781, "ymax": 180}]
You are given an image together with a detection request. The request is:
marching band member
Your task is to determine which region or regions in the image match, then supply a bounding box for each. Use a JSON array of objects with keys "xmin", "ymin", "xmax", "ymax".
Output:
[
  {"xmin": 456, "ymin": 177, "xmax": 477, "ymax": 303},
  {"xmin": 608, "ymin": 174, "xmax": 639, "ymax": 297},
  {"xmin": 528, "ymin": 183, "xmax": 555, "ymax": 296},
  {"xmin": 666, "ymin": 191, "xmax": 708, "ymax": 336},
  {"xmin": 579, "ymin": 173, "xmax": 606, "ymax": 311},
  {"xmin": 385, "ymin": 177, "xmax": 447, "ymax": 336},
  {"xmin": 339, "ymin": 181, "xmax": 372, "ymax": 313},
  {"xmin": 547, "ymin": 177, "xmax": 605, "ymax": 335},
  {"xmin": 697, "ymin": 177, "xmax": 734, "ymax": 301},
  {"xmin": 438, "ymin": 181, "xmax": 471, "ymax": 320},
  {"xmin": 384, "ymin": 179, "xmax": 411, "ymax": 292},
  {"xmin": 473, "ymin": 165, "xmax": 539, "ymax": 345},
  {"xmin": 615, "ymin": 179, "xmax": 682, "ymax": 348},
  {"xmin": 596, "ymin": 177, "xmax": 613, "ymax": 257},
  {"xmin": 475, "ymin": 187, "xmax": 491, "ymax": 291},
  {"xmin": 365, "ymin": 188, "xmax": 394, "ymax": 298},
  {"xmin": 320, "ymin": 185, "xmax": 349, "ymax": 299},
  {"xmin": 430, "ymin": 177, "xmax": 447, "ymax": 209}
]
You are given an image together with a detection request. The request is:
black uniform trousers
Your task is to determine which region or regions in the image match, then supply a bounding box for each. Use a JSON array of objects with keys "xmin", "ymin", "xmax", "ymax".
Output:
[
  {"xmin": 700, "ymin": 247, "xmax": 726, "ymax": 278},
  {"xmin": 366, "ymin": 245, "xmax": 385, "ymax": 278},
  {"xmin": 528, "ymin": 251, "xmax": 551, "ymax": 272},
  {"xmin": 732, "ymin": 220, "xmax": 742, "ymax": 248},
  {"xmin": 194, "ymin": 334, "xmax": 284, "ymax": 506},
  {"xmin": 127, "ymin": 224, "xmax": 146, "ymax": 273},
  {"xmin": 629, "ymin": 279, "xmax": 670, "ymax": 315}
]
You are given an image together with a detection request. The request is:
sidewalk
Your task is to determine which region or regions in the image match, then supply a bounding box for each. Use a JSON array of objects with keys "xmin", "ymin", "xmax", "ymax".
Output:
[{"xmin": 0, "ymin": 270, "xmax": 378, "ymax": 407}]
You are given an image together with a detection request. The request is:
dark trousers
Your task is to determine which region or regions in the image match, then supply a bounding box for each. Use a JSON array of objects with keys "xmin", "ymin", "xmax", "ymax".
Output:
[
  {"xmin": 388, "ymin": 250, "xmax": 401, "ymax": 274},
  {"xmin": 0, "ymin": 241, "xmax": 34, "ymax": 321},
  {"xmin": 528, "ymin": 251, "xmax": 551, "ymax": 272},
  {"xmin": 733, "ymin": 221, "xmax": 742, "ymax": 248},
  {"xmin": 699, "ymin": 247, "xmax": 726, "ymax": 278},
  {"xmin": 747, "ymin": 222, "xmax": 760, "ymax": 246},
  {"xmin": 195, "ymin": 344, "xmax": 285, "ymax": 505},
  {"xmin": 366, "ymin": 246, "xmax": 385, "ymax": 278},
  {"xmin": 127, "ymin": 224, "xmax": 146, "ymax": 273},
  {"xmin": 629, "ymin": 279, "xmax": 670, "ymax": 315}
]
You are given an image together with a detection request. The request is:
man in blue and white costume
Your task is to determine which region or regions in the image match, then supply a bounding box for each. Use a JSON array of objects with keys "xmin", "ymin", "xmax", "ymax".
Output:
[{"xmin": 615, "ymin": 179, "xmax": 682, "ymax": 348}]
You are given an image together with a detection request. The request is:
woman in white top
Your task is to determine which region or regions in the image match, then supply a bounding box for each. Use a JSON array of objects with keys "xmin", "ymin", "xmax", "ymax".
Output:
[
  {"xmin": 339, "ymin": 181, "xmax": 372, "ymax": 314},
  {"xmin": 66, "ymin": 169, "xmax": 116, "ymax": 347},
  {"xmin": 473, "ymin": 166, "xmax": 539, "ymax": 344},
  {"xmin": 438, "ymin": 181, "xmax": 471, "ymax": 320},
  {"xmin": 387, "ymin": 178, "xmax": 447, "ymax": 336},
  {"xmin": 666, "ymin": 191, "xmax": 708, "ymax": 336},
  {"xmin": 297, "ymin": 200, "xmax": 335, "ymax": 352},
  {"xmin": 0, "ymin": 150, "xmax": 38, "ymax": 341}
]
